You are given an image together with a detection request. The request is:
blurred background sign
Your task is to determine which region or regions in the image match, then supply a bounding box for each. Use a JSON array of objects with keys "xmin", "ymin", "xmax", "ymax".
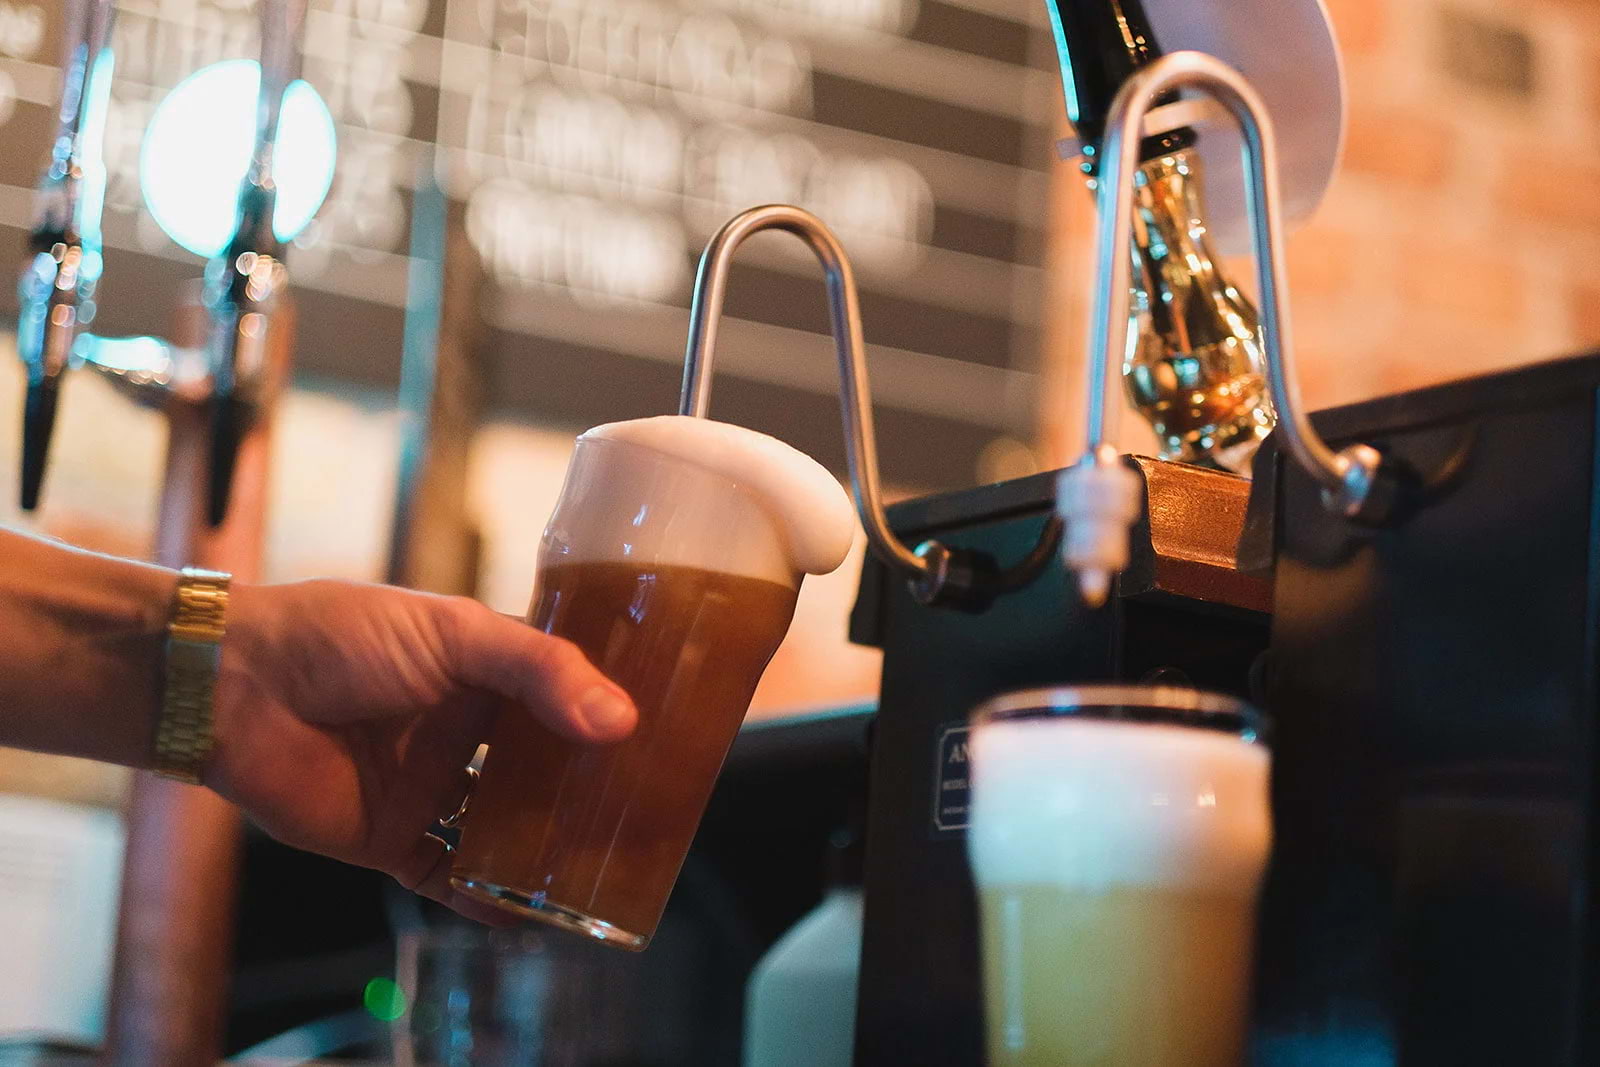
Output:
[{"xmin": 0, "ymin": 0, "xmax": 1057, "ymax": 488}]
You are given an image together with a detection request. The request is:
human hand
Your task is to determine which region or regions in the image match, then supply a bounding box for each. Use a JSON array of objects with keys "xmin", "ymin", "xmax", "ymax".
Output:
[{"xmin": 204, "ymin": 579, "xmax": 636, "ymax": 922}]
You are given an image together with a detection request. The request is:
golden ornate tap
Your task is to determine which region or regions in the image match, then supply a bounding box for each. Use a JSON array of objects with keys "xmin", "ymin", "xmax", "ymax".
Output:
[{"xmin": 1121, "ymin": 148, "xmax": 1273, "ymax": 472}]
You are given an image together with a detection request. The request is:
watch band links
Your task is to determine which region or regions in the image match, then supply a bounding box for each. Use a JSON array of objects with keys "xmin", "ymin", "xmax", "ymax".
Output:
[{"xmin": 154, "ymin": 566, "xmax": 231, "ymax": 784}]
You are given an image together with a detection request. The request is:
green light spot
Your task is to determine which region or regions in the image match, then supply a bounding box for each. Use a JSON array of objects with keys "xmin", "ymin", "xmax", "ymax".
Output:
[{"xmin": 364, "ymin": 976, "xmax": 407, "ymax": 1022}]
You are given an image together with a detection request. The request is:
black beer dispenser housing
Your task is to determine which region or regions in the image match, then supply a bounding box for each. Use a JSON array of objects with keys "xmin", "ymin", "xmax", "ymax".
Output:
[
  {"xmin": 850, "ymin": 458, "xmax": 1269, "ymax": 1064},
  {"xmin": 842, "ymin": 349, "xmax": 1600, "ymax": 1065}
]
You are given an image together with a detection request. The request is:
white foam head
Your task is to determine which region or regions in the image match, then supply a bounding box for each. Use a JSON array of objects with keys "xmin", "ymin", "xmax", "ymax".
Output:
[
  {"xmin": 968, "ymin": 718, "xmax": 1270, "ymax": 897},
  {"xmin": 541, "ymin": 416, "xmax": 856, "ymax": 585}
]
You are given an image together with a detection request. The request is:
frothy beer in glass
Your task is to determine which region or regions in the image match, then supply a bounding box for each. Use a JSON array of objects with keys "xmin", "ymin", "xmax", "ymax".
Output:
[
  {"xmin": 452, "ymin": 417, "xmax": 854, "ymax": 949},
  {"xmin": 967, "ymin": 688, "xmax": 1271, "ymax": 1067}
]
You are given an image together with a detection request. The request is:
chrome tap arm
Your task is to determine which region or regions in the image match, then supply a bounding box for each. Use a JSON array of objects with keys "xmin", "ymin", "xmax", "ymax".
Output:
[
  {"xmin": 680, "ymin": 204, "xmax": 928, "ymax": 582},
  {"xmin": 1059, "ymin": 50, "xmax": 1391, "ymax": 606},
  {"xmin": 16, "ymin": 0, "xmax": 116, "ymax": 510},
  {"xmin": 680, "ymin": 204, "xmax": 1060, "ymax": 609},
  {"xmin": 203, "ymin": 0, "xmax": 307, "ymax": 526}
]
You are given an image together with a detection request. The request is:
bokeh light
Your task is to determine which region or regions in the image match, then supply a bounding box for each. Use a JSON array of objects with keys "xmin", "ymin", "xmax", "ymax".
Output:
[
  {"xmin": 362, "ymin": 976, "xmax": 407, "ymax": 1022},
  {"xmin": 140, "ymin": 59, "xmax": 336, "ymax": 259}
]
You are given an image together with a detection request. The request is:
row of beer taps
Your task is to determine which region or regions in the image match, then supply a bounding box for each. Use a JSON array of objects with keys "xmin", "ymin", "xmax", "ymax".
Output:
[{"xmin": 17, "ymin": 0, "xmax": 307, "ymax": 526}]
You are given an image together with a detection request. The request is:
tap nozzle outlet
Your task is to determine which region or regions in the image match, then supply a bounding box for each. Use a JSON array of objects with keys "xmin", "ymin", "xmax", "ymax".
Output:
[
  {"xmin": 1056, "ymin": 445, "xmax": 1142, "ymax": 609},
  {"xmin": 15, "ymin": 0, "xmax": 115, "ymax": 510}
]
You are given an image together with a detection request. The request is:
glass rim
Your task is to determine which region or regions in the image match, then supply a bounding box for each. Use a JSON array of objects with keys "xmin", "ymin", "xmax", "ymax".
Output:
[{"xmin": 971, "ymin": 684, "xmax": 1265, "ymax": 742}]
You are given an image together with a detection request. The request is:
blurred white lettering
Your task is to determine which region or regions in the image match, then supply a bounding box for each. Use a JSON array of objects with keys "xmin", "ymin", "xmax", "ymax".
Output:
[
  {"xmin": 708, "ymin": 0, "xmax": 919, "ymax": 38},
  {"xmin": 465, "ymin": 83, "xmax": 683, "ymax": 203},
  {"xmin": 687, "ymin": 125, "xmax": 932, "ymax": 272},
  {"xmin": 483, "ymin": 0, "xmax": 811, "ymax": 117},
  {"xmin": 466, "ymin": 179, "xmax": 687, "ymax": 303},
  {"xmin": 17, "ymin": 0, "xmax": 942, "ymax": 299}
]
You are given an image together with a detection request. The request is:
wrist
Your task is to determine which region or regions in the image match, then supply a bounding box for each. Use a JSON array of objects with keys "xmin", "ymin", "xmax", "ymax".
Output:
[
  {"xmin": 0, "ymin": 529, "xmax": 177, "ymax": 766},
  {"xmin": 205, "ymin": 582, "xmax": 269, "ymax": 795}
]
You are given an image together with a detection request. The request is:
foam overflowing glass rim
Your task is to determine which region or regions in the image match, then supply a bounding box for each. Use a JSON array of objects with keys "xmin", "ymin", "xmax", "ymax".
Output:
[
  {"xmin": 578, "ymin": 416, "xmax": 855, "ymax": 577},
  {"xmin": 971, "ymin": 684, "xmax": 1266, "ymax": 744}
]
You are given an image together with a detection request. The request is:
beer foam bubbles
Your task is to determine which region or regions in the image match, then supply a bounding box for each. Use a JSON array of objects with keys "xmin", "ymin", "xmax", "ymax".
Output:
[
  {"xmin": 561, "ymin": 416, "xmax": 856, "ymax": 580},
  {"xmin": 968, "ymin": 719, "xmax": 1270, "ymax": 897}
]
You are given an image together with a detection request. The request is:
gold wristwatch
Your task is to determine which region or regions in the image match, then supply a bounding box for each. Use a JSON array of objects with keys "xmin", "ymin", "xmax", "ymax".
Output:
[{"xmin": 154, "ymin": 566, "xmax": 232, "ymax": 784}]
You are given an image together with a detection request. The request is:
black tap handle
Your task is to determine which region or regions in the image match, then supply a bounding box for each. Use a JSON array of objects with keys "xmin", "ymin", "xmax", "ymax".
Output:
[
  {"xmin": 206, "ymin": 393, "xmax": 250, "ymax": 527},
  {"xmin": 19, "ymin": 379, "xmax": 60, "ymax": 511},
  {"xmin": 1044, "ymin": 0, "xmax": 1194, "ymax": 169},
  {"xmin": 199, "ymin": 2, "xmax": 306, "ymax": 528},
  {"xmin": 17, "ymin": 253, "xmax": 78, "ymax": 512},
  {"xmin": 16, "ymin": 0, "xmax": 118, "ymax": 512}
]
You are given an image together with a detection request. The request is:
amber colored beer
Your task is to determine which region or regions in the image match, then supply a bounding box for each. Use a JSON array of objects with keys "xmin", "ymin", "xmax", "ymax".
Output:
[
  {"xmin": 977, "ymin": 885, "xmax": 1256, "ymax": 1066},
  {"xmin": 453, "ymin": 560, "xmax": 797, "ymax": 945},
  {"xmin": 450, "ymin": 416, "xmax": 854, "ymax": 949}
]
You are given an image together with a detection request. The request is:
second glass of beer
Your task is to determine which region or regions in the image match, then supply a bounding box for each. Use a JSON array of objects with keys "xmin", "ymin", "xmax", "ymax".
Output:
[
  {"xmin": 967, "ymin": 686, "xmax": 1271, "ymax": 1067},
  {"xmin": 452, "ymin": 417, "xmax": 849, "ymax": 949}
]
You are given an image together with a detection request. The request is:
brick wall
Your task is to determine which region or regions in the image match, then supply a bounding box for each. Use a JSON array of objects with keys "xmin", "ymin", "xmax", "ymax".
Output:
[{"xmin": 1039, "ymin": 0, "xmax": 1600, "ymax": 463}]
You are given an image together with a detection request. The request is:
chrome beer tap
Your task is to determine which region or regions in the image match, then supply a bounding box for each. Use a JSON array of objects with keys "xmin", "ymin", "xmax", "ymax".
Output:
[
  {"xmin": 16, "ymin": 0, "xmax": 116, "ymax": 510},
  {"xmin": 16, "ymin": 0, "xmax": 309, "ymax": 526},
  {"xmin": 202, "ymin": 0, "xmax": 306, "ymax": 525},
  {"xmin": 1058, "ymin": 51, "xmax": 1394, "ymax": 606},
  {"xmin": 1119, "ymin": 149, "xmax": 1273, "ymax": 471},
  {"xmin": 1047, "ymin": 0, "xmax": 1273, "ymax": 473}
]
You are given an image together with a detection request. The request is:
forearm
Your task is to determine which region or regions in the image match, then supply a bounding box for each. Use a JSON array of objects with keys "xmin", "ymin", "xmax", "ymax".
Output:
[{"xmin": 0, "ymin": 526, "xmax": 177, "ymax": 767}]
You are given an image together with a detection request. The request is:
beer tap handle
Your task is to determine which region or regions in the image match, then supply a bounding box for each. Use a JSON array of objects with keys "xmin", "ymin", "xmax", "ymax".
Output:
[
  {"xmin": 1042, "ymin": 0, "xmax": 1193, "ymax": 169},
  {"xmin": 203, "ymin": 0, "xmax": 305, "ymax": 526},
  {"xmin": 680, "ymin": 204, "xmax": 1060, "ymax": 610},
  {"xmin": 16, "ymin": 0, "xmax": 116, "ymax": 510},
  {"xmin": 1059, "ymin": 50, "xmax": 1396, "ymax": 606}
]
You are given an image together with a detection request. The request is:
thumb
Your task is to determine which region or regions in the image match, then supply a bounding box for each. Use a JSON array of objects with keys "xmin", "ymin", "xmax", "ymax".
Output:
[{"xmin": 442, "ymin": 598, "xmax": 637, "ymax": 743}]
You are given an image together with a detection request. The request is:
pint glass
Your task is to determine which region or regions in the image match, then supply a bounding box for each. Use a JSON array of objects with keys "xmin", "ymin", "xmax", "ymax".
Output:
[
  {"xmin": 453, "ymin": 419, "xmax": 847, "ymax": 949},
  {"xmin": 967, "ymin": 686, "xmax": 1271, "ymax": 1066}
]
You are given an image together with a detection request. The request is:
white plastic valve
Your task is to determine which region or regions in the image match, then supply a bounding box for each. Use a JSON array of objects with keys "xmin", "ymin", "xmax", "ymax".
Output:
[{"xmin": 1056, "ymin": 445, "xmax": 1143, "ymax": 608}]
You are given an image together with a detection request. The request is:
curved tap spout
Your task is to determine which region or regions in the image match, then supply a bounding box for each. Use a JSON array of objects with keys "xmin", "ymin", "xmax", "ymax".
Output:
[
  {"xmin": 680, "ymin": 205, "xmax": 1060, "ymax": 610},
  {"xmin": 203, "ymin": 0, "xmax": 306, "ymax": 526},
  {"xmin": 1058, "ymin": 51, "xmax": 1393, "ymax": 606},
  {"xmin": 16, "ymin": 0, "xmax": 116, "ymax": 510},
  {"xmin": 680, "ymin": 204, "xmax": 927, "ymax": 584}
]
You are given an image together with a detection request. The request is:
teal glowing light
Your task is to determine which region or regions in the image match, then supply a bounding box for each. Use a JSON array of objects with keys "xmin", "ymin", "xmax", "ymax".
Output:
[
  {"xmin": 363, "ymin": 976, "xmax": 407, "ymax": 1022},
  {"xmin": 140, "ymin": 59, "xmax": 336, "ymax": 259}
]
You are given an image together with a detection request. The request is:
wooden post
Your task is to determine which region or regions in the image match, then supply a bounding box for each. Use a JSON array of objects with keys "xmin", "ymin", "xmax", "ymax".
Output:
[
  {"xmin": 103, "ymin": 289, "xmax": 296, "ymax": 1066},
  {"xmin": 387, "ymin": 166, "xmax": 486, "ymax": 595}
]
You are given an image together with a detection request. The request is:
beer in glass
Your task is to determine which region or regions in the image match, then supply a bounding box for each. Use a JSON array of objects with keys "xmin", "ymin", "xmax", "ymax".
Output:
[
  {"xmin": 452, "ymin": 416, "xmax": 853, "ymax": 949},
  {"xmin": 967, "ymin": 686, "xmax": 1271, "ymax": 1066}
]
